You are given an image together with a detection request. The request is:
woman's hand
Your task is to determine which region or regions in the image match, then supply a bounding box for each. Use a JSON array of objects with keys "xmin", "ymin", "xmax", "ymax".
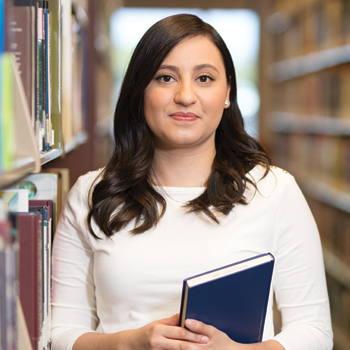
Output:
[
  {"xmin": 184, "ymin": 318, "xmax": 285, "ymax": 350},
  {"xmin": 184, "ymin": 318, "xmax": 234, "ymax": 350},
  {"xmin": 73, "ymin": 315, "xmax": 284, "ymax": 350},
  {"xmin": 72, "ymin": 314, "xmax": 211, "ymax": 350},
  {"xmin": 128, "ymin": 314, "xmax": 211, "ymax": 350}
]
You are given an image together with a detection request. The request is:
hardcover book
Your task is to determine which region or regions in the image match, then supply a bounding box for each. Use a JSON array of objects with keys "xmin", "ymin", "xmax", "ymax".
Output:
[
  {"xmin": 179, "ymin": 253, "xmax": 274, "ymax": 344},
  {"xmin": 17, "ymin": 212, "xmax": 41, "ymax": 350}
]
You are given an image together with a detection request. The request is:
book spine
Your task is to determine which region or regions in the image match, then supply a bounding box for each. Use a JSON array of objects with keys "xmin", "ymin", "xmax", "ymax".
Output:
[
  {"xmin": 1, "ymin": 54, "xmax": 14, "ymax": 172},
  {"xmin": 0, "ymin": 206, "xmax": 17, "ymax": 350},
  {"xmin": 36, "ymin": 4, "xmax": 45, "ymax": 152},
  {"xmin": 44, "ymin": 0, "xmax": 51, "ymax": 151}
]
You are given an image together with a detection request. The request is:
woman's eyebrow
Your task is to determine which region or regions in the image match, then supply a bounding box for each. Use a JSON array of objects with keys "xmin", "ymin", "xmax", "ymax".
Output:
[
  {"xmin": 158, "ymin": 65, "xmax": 179, "ymax": 73},
  {"xmin": 157, "ymin": 64, "xmax": 219, "ymax": 73},
  {"xmin": 194, "ymin": 64, "xmax": 219, "ymax": 73}
]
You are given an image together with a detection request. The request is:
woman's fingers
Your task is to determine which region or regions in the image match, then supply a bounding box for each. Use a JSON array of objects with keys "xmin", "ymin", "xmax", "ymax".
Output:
[
  {"xmin": 185, "ymin": 319, "xmax": 214, "ymax": 337},
  {"xmin": 184, "ymin": 319, "xmax": 235, "ymax": 350},
  {"xmin": 138, "ymin": 316, "xmax": 210, "ymax": 350},
  {"xmin": 153, "ymin": 322, "xmax": 209, "ymax": 344}
]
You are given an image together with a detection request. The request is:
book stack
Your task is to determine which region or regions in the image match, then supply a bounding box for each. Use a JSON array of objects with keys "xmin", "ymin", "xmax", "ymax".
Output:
[{"xmin": 0, "ymin": 169, "xmax": 69, "ymax": 350}]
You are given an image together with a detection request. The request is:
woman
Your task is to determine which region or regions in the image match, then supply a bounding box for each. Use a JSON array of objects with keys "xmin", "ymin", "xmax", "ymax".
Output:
[{"xmin": 51, "ymin": 14, "xmax": 333, "ymax": 350}]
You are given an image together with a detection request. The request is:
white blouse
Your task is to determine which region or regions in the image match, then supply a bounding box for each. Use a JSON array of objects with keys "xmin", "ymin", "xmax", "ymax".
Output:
[{"xmin": 50, "ymin": 165, "xmax": 333, "ymax": 350}]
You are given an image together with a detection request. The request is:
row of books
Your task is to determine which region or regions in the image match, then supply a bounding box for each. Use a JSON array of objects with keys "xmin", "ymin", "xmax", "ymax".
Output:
[
  {"xmin": 272, "ymin": 66, "xmax": 350, "ymax": 119},
  {"xmin": 272, "ymin": 133, "xmax": 350, "ymax": 191},
  {"xmin": 308, "ymin": 197, "xmax": 350, "ymax": 269},
  {"xmin": 327, "ymin": 274, "xmax": 350, "ymax": 348},
  {"xmin": 0, "ymin": 168, "xmax": 69, "ymax": 350},
  {"xmin": 0, "ymin": 0, "xmax": 88, "ymax": 173},
  {"xmin": 2, "ymin": 0, "xmax": 53, "ymax": 153},
  {"xmin": 269, "ymin": 0, "xmax": 350, "ymax": 60},
  {"xmin": 268, "ymin": 0, "xmax": 350, "ymax": 348}
]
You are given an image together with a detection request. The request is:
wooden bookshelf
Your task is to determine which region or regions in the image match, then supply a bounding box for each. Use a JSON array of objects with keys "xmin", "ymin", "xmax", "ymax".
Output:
[
  {"xmin": 267, "ymin": 0, "xmax": 350, "ymax": 347},
  {"xmin": 0, "ymin": 0, "xmax": 108, "ymax": 349},
  {"xmin": 270, "ymin": 112, "xmax": 350, "ymax": 135},
  {"xmin": 269, "ymin": 43, "xmax": 350, "ymax": 82},
  {"xmin": 0, "ymin": 0, "xmax": 93, "ymax": 190},
  {"xmin": 300, "ymin": 177, "xmax": 350, "ymax": 214},
  {"xmin": 323, "ymin": 248, "xmax": 350, "ymax": 291}
]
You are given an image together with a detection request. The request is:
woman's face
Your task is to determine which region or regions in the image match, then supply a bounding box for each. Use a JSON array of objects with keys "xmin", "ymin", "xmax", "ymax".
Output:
[{"xmin": 144, "ymin": 35, "xmax": 231, "ymax": 152}]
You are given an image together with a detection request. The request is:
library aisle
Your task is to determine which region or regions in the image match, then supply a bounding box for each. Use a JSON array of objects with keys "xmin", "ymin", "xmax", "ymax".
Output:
[{"xmin": 265, "ymin": 0, "xmax": 350, "ymax": 349}]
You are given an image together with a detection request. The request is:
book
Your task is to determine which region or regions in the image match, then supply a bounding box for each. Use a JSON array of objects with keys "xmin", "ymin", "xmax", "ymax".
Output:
[
  {"xmin": 43, "ymin": 0, "xmax": 52, "ymax": 150},
  {"xmin": 28, "ymin": 202, "xmax": 50, "ymax": 350},
  {"xmin": 42, "ymin": 168, "xmax": 70, "ymax": 225},
  {"xmin": 10, "ymin": 0, "xmax": 36, "ymax": 125},
  {"xmin": 0, "ymin": 53, "xmax": 15, "ymax": 172},
  {"xmin": 49, "ymin": 0, "xmax": 62, "ymax": 151},
  {"xmin": 61, "ymin": 0, "xmax": 73, "ymax": 145},
  {"xmin": 0, "ymin": 0, "xmax": 4, "ymax": 171},
  {"xmin": 37, "ymin": 0, "xmax": 52, "ymax": 152},
  {"xmin": 179, "ymin": 253, "xmax": 274, "ymax": 344},
  {"xmin": 16, "ymin": 212, "xmax": 41, "ymax": 350},
  {"xmin": 36, "ymin": 2, "xmax": 45, "ymax": 151},
  {"xmin": 1, "ymin": 208, "xmax": 19, "ymax": 350}
]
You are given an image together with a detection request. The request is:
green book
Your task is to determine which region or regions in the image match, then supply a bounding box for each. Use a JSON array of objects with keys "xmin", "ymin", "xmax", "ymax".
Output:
[{"xmin": 1, "ymin": 54, "xmax": 14, "ymax": 171}]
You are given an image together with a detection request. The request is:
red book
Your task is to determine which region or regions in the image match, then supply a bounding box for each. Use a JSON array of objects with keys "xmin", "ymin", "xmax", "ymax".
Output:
[{"xmin": 17, "ymin": 212, "xmax": 41, "ymax": 350}]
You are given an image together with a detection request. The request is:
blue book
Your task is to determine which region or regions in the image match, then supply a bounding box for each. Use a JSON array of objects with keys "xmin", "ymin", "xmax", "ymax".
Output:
[{"xmin": 179, "ymin": 253, "xmax": 274, "ymax": 344}]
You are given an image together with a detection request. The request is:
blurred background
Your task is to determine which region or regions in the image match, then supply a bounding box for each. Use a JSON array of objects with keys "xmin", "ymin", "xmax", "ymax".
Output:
[
  {"xmin": 46, "ymin": 1, "xmax": 350, "ymax": 348},
  {"xmin": 1, "ymin": 0, "xmax": 349, "ymax": 348}
]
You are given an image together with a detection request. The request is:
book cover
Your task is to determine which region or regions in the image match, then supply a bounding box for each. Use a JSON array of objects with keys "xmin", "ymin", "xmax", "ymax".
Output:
[
  {"xmin": 43, "ymin": 0, "xmax": 52, "ymax": 150},
  {"xmin": 28, "ymin": 205, "xmax": 46, "ymax": 350},
  {"xmin": 49, "ymin": 0, "xmax": 62, "ymax": 150},
  {"xmin": 179, "ymin": 253, "xmax": 274, "ymax": 344},
  {"xmin": 0, "ymin": 199, "xmax": 14, "ymax": 350},
  {"xmin": 0, "ymin": 53, "xmax": 15, "ymax": 172},
  {"xmin": 36, "ymin": 2, "xmax": 45, "ymax": 151},
  {"xmin": 29, "ymin": 199, "xmax": 53, "ymax": 338},
  {"xmin": 61, "ymin": 0, "xmax": 73, "ymax": 145},
  {"xmin": 42, "ymin": 167, "xmax": 70, "ymax": 224},
  {"xmin": 10, "ymin": 0, "xmax": 36, "ymax": 124},
  {"xmin": 0, "ymin": 0, "xmax": 4, "ymax": 170},
  {"xmin": 17, "ymin": 212, "xmax": 41, "ymax": 350}
]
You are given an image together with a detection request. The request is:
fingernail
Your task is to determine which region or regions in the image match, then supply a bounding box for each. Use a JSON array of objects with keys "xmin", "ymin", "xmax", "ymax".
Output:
[
  {"xmin": 185, "ymin": 319, "xmax": 194, "ymax": 327},
  {"xmin": 201, "ymin": 336, "xmax": 209, "ymax": 343}
]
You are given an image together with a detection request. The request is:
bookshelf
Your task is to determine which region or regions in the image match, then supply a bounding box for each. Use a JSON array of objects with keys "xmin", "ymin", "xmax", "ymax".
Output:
[
  {"xmin": 0, "ymin": 0, "xmax": 92, "ymax": 186},
  {"xmin": 0, "ymin": 0, "xmax": 112, "ymax": 349},
  {"xmin": 266, "ymin": 0, "xmax": 350, "ymax": 348}
]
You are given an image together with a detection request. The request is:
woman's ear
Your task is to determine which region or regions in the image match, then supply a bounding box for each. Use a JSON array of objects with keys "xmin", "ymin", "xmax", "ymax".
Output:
[{"xmin": 224, "ymin": 78, "xmax": 231, "ymax": 109}]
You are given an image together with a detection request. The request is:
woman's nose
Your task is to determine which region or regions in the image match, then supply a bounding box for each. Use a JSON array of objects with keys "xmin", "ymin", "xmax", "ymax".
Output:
[{"xmin": 174, "ymin": 81, "xmax": 197, "ymax": 106}]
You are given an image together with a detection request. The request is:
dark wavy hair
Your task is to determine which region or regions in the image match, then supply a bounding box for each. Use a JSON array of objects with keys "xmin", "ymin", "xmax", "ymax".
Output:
[{"xmin": 87, "ymin": 14, "xmax": 270, "ymax": 238}]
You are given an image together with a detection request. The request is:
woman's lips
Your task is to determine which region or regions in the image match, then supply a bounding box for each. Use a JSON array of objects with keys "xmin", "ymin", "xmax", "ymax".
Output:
[{"xmin": 170, "ymin": 112, "xmax": 199, "ymax": 121}]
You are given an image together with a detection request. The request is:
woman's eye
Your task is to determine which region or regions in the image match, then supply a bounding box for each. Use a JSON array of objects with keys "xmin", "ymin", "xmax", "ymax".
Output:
[
  {"xmin": 198, "ymin": 75, "xmax": 214, "ymax": 83},
  {"xmin": 156, "ymin": 75, "xmax": 174, "ymax": 83}
]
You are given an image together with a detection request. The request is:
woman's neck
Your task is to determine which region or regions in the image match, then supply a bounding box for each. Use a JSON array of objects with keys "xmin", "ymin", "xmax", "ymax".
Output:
[{"xmin": 151, "ymin": 146, "xmax": 216, "ymax": 187}]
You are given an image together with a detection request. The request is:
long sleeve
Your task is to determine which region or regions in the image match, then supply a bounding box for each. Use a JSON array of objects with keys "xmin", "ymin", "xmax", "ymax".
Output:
[
  {"xmin": 50, "ymin": 167, "xmax": 333, "ymax": 350},
  {"xmin": 270, "ymin": 172, "xmax": 333, "ymax": 349},
  {"xmin": 51, "ymin": 174, "xmax": 98, "ymax": 350}
]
